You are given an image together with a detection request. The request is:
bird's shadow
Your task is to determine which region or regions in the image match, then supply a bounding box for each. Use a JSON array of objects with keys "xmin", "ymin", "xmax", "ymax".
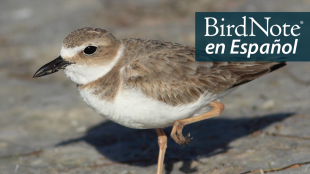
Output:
[{"xmin": 57, "ymin": 112, "xmax": 294, "ymax": 174}]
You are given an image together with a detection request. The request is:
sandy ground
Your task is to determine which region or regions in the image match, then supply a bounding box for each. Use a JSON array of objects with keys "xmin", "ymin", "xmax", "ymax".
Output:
[{"xmin": 1, "ymin": 0, "xmax": 310, "ymax": 173}]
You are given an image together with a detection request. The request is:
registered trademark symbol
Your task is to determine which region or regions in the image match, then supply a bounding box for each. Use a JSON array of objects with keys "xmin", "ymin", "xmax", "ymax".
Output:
[{"xmin": 300, "ymin": 21, "xmax": 304, "ymax": 24}]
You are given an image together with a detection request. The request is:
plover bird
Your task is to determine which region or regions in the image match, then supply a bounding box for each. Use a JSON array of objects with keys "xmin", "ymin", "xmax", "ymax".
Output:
[{"xmin": 33, "ymin": 27, "xmax": 286, "ymax": 174}]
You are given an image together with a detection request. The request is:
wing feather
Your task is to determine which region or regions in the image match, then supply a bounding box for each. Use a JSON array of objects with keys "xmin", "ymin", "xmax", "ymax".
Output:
[{"xmin": 120, "ymin": 39, "xmax": 286, "ymax": 106}]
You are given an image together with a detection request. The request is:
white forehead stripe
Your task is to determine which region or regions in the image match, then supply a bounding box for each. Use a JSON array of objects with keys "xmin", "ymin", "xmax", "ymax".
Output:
[
  {"xmin": 62, "ymin": 43, "xmax": 124, "ymax": 85},
  {"xmin": 60, "ymin": 45, "xmax": 85, "ymax": 58}
]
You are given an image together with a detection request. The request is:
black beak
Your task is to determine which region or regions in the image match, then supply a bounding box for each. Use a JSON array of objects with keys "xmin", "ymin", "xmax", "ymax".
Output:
[{"xmin": 33, "ymin": 56, "xmax": 72, "ymax": 78}]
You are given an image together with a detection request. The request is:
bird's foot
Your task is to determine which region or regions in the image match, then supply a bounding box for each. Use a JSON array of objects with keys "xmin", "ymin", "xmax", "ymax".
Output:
[{"xmin": 170, "ymin": 120, "xmax": 193, "ymax": 146}]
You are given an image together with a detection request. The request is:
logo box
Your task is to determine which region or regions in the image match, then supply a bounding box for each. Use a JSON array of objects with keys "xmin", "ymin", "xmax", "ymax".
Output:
[{"xmin": 195, "ymin": 12, "xmax": 310, "ymax": 61}]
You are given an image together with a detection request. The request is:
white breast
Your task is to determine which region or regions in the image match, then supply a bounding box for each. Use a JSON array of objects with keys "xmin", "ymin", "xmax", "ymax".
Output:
[{"xmin": 78, "ymin": 86, "xmax": 235, "ymax": 129}]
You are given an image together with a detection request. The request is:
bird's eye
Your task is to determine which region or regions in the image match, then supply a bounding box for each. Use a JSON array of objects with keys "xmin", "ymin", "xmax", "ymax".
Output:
[{"xmin": 84, "ymin": 46, "xmax": 97, "ymax": 55}]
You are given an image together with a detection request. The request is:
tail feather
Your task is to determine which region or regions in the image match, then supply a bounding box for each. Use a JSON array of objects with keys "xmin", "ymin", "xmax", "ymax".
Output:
[{"xmin": 230, "ymin": 62, "xmax": 286, "ymax": 88}]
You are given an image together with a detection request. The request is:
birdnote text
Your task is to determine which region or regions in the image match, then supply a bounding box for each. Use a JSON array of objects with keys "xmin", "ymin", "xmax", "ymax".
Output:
[{"xmin": 195, "ymin": 12, "xmax": 310, "ymax": 61}]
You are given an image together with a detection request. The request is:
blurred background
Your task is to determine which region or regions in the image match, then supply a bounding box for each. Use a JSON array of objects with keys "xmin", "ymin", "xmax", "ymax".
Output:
[{"xmin": 1, "ymin": 0, "xmax": 310, "ymax": 173}]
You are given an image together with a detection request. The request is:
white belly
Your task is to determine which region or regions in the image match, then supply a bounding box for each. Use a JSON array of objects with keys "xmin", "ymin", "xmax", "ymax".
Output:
[{"xmin": 78, "ymin": 87, "xmax": 233, "ymax": 129}]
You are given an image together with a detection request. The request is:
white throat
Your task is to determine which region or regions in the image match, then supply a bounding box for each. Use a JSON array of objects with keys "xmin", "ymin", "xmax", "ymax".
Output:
[{"xmin": 62, "ymin": 44, "xmax": 124, "ymax": 85}]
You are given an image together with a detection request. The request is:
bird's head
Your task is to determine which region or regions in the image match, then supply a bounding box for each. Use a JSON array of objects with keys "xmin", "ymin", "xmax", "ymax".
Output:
[{"xmin": 33, "ymin": 27, "xmax": 123, "ymax": 85}]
